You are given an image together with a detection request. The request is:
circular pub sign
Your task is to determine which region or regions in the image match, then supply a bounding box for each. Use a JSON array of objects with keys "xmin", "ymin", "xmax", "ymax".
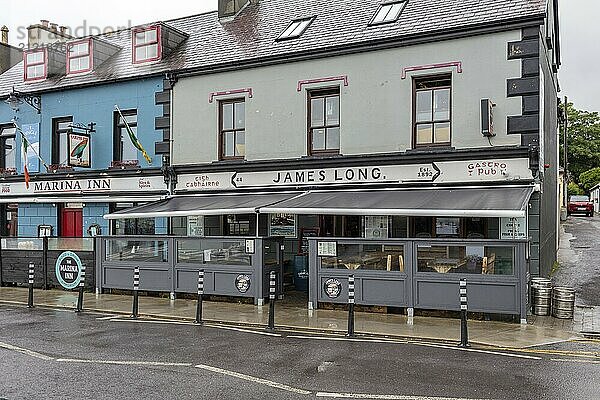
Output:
[
  {"xmin": 235, "ymin": 274, "xmax": 251, "ymax": 293},
  {"xmin": 323, "ymin": 278, "xmax": 342, "ymax": 299},
  {"xmin": 55, "ymin": 251, "xmax": 83, "ymax": 290}
]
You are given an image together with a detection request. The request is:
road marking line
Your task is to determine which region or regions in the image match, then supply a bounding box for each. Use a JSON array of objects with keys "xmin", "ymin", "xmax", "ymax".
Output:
[
  {"xmin": 550, "ymin": 358, "xmax": 600, "ymax": 365},
  {"xmin": 56, "ymin": 358, "xmax": 192, "ymax": 367},
  {"xmin": 315, "ymin": 392, "xmax": 488, "ymax": 399},
  {"xmin": 287, "ymin": 335, "xmax": 405, "ymax": 344},
  {"xmin": 195, "ymin": 364, "xmax": 311, "ymax": 395},
  {"xmin": 522, "ymin": 338, "xmax": 574, "ymax": 348},
  {"xmin": 96, "ymin": 315, "xmax": 120, "ymax": 320},
  {"xmin": 0, "ymin": 341, "xmax": 54, "ymax": 361},
  {"xmin": 204, "ymin": 324, "xmax": 282, "ymax": 337},
  {"xmin": 287, "ymin": 335, "xmax": 540, "ymax": 360}
]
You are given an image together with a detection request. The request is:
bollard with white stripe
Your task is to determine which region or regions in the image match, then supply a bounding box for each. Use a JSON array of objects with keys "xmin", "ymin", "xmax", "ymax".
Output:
[
  {"xmin": 347, "ymin": 275, "xmax": 355, "ymax": 337},
  {"xmin": 27, "ymin": 263, "xmax": 34, "ymax": 308},
  {"xmin": 131, "ymin": 266, "xmax": 140, "ymax": 319},
  {"xmin": 459, "ymin": 278, "xmax": 469, "ymax": 347},
  {"xmin": 267, "ymin": 271, "xmax": 276, "ymax": 331},
  {"xmin": 195, "ymin": 269, "xmax": 204, "ymax": 324},
  {"xmin": 75, "ymin": 265, "xmax": 86, "ymax": 313}
]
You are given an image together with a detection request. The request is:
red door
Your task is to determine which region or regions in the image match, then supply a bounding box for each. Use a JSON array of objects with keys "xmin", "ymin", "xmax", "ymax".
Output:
[{"xmin": 61, "ymin": 207, "xmax": 83, "ymax": 237}]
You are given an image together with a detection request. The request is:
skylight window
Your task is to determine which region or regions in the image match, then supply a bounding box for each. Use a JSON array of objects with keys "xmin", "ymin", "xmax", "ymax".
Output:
[
  {"xmin": 278, "ymin": 17, "xmax": 314, "ymax": 40},
  {"xmin": 67, "ymin": 39, "xmax": 92, "ymax": 75},
  {"xmin": 133, "ymin": 26, "xmax": 162, "ymax": 64},
  {"xmin": 371, "ymin": 1, "xmax": 407, "ymax": 25},
  {"xmin": 24, "ymin": 49, "xmax": 47, "ymax": 82}
]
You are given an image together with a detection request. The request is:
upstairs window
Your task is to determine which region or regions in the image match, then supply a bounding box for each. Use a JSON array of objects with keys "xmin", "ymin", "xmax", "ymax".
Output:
[
  {"xmin": 370, "ymin": 1, "xmax": 407, "ymax": 25},
  {"xmin": 308, "ymin": 88, "xmax": 340, "ymax": 155},
  {"xmin": 24, "ymin": 49, "xmax": 47, "ymax": 81},
  {"xmin": 219, "ymin": 99, "xmax": 246, "ymax": 160},
  {"xmin": 0, "ymin": 124, "xmax": 17, "ymax": 170},
  {"xmin": 278, "ymin": 17, "xmax": 314, "ymax": 40},
  {"xmin": 133, "ymin": 26, "xmax": 161, "ymax": 64},
  {"xmin": 52, "ymin": 117, "xmax": 73, "ymax": 165},
  {"xmin": 67, "ymin": 40, "xmax": 92, "ymax": 75},
  {"xmin": 413, "ymin": 75, "xmax": 451, "ymax": 147},
  {"xmin": 114, "ymin": 110, "xmax": 139, "ymax": 162}
]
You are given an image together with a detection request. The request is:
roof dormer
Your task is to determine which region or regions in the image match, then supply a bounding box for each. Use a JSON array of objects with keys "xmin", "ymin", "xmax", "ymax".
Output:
[
  {"xmin": 131, "ymin": 22, "xmax": 188, "ymax": 65},
  {"xmin": 23, "ymin": 46, "xmax": 65, "ymax": 82},
  {"xmin": 66, "ymin": 37, "xmax": 120, "ymax": 76}
]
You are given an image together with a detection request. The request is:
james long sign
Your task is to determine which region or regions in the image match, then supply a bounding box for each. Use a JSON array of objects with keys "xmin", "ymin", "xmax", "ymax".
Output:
[{"xmin": 176, "ymin": 158, "xmax": 532, "ymax": 192}]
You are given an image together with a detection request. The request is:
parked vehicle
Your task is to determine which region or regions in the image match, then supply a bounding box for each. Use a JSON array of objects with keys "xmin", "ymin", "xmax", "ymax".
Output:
[{"xmin": 568, "ymin": 195, "xmax": 594, "ymax": 217}]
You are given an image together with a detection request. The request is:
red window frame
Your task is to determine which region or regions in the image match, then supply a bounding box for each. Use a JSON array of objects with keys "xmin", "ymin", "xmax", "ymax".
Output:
[
  {"xmin": 66, "ymin": 39, "xmax": 93, "ymax": 75},
  {"xmin": 23, "ymin": 48, "xmax": 47, "ymax": 82},
  {"xmin": 132, "ymin": 25, "xmax": 162, "ymax": 64}
]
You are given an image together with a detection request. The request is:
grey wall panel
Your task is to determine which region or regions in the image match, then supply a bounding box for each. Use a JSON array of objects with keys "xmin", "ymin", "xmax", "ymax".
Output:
[
  {"xmin": 102, "ymin": 264, "xmax": 171, "ymax": 291},
  {"xmin": 360, "ymin": 278, "xmax": 408, "ymax": 306},
  {"xmin": 213, "ymin": 271, "xmax": 255, "ymax": 298}
]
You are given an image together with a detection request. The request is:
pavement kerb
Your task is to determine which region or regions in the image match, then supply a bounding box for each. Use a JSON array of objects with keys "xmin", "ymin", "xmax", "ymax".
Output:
[{"xmin": 0, "ymin": 298, "xmax": 560, "ymax": 349}]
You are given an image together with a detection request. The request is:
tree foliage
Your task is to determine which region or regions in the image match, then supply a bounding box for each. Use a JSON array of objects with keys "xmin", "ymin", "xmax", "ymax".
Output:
[
  {"xmin": 560, "ymin": 102, "xmax": 600, "ymax": 183},
  {"xmin": 579, "ymin": 167, "xmax": 600, "ymax": 192},
  {"xmin": 567, "ymin": 182, "xmax": 584, "ymax": 196}
]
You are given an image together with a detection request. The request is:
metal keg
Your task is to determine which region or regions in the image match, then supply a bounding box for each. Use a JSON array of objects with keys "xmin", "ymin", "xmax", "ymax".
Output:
[
  {"xmin": 552, "ymin": 287, "xmax": 576, "ymax": 319},
  {"xmin": 531, "ymin": 278, "xmax": 552, "ymax": 316}
]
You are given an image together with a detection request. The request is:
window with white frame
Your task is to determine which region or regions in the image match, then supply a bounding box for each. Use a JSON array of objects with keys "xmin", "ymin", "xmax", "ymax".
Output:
[
  {"xmin": 278, "ymin": 17, "xmax": 314, "ymax": 40},
  {"xmin": 67, "ymin": 40, "xmax": 92, "ymax": 74},
  {"xmin": 133, "ymin": 26, "xmax": 161, "ymax": 63},
  {"xmin": 370, "ymin": 1, "xmax": 407, "ymax": 25},
  {"xmin": 0, "ymin": 125, "xmax": 17, "ymax": 170},
  {"xmin": 24, "ymin": 50, "xmax": 46, "ymax": 81}
]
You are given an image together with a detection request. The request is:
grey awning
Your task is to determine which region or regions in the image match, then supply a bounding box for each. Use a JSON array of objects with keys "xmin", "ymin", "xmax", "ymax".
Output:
[
  {"xmin": 104, "ymin": 192, "xmax": 302, "ymax": 219},
  {"xmin": 260, "ymin": 186, "xmax": 534, "ymax": 218}
]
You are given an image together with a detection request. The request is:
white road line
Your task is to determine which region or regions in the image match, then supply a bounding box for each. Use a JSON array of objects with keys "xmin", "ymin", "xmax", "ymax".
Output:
[
  {"xmin": 550, "ymin": 358, "xmax": 600, "ymax": 365},
  {"xmin": 56, "ymin": 358, "xmax": 192, "ymax": 367},
  {"xmin": 522, "ymin": 338, "xmax": 576, "ymax": 348},
  {"xmin": 287, "ymin": 335, "xmax": 404, "ymax": 344},
  {"xmin": 287, "ymin": 335, "xmax": 541, "ymax": 360},
  {"xmin": 0, "ymin": 341, "xmax": 54, "ymax": 361},
  {"xmin": 204, "ymin": 324, "xmax": 282, "ymax": 337},
  {"xmin": 195, "ymin": 364, "xmax": 311, "ymax": 395},
  {"xmin": 315, "ymin": 392, "xmax": 488, "ymax": 400},
  {"xmin": 109, "ymin": 318, "xmax": 195, "ymax": 326},
  {"xmin": 96, "ymin": 315, "xmax": 120, "ymax": 320}
]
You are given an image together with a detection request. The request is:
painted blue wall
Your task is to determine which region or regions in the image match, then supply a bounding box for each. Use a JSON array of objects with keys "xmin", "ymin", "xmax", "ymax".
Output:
[
  {"xmin": 0, "ymin": 77, "xmax": 163, "ymax": 173},
  {"xmin": 83, "ymin": 203, "xmax": 110, "ymax": 237},
  {"xmin": 17, "ymin": 203, "xmax": 58, "ymax": 237}
]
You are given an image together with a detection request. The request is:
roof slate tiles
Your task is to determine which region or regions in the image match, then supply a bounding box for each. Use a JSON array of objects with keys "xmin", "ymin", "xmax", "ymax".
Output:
[{"xmin": 0, "ymin": 0, "xmax": 546, "ymax": 96}]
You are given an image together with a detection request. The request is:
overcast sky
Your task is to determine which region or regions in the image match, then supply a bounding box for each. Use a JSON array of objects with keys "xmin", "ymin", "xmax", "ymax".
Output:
[{"xmin": 3, "ymin": 0, "xmax": 598, "ymax": 112}]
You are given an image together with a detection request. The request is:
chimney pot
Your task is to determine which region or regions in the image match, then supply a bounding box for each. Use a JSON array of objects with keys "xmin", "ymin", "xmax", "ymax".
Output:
[
  {"xmin": 59, "ymin": 26, "xmax": 67, "ymax": 35},
  {"xmin": 50, "ymin": 23, "xmax": 58, "ymax": 31},
  {"xmin": 40, "ymin": 20, "xmax": 49, "ymax": 27},
  {"xmin": 1, "ymin": 26, "xmax": 8, "ymax": 45}
]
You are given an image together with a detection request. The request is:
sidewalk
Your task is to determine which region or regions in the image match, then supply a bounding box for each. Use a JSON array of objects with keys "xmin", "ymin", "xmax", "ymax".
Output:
[{"xmin": 0, "ymin": 287, "xmax": 580, "ymax": 348}]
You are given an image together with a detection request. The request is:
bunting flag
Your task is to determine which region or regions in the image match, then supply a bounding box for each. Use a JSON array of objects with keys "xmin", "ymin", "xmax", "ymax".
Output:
[
  {"xmin": 21, "ymin": 135, "xmax": 30, "ymax": 189},
  {"xmin": 114, "ymin": 105, "xmax": 152, "ymax": 164}
]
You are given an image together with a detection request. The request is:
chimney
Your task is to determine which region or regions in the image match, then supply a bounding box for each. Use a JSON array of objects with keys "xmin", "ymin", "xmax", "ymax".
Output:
[
  {"xmin": 59, "ymin": 26, "xmax": 68, "ymax": 35},
  {"xmin": 40, "ymin": 20, "xmax": 49, "ymax": 28},
  {"xmin": 1, "ymin": 26, "xmax": 8, "ymax": 45},
  {"xmin": 50, "ymin": 23, "xmax": 58, "ymax": 31},
  {"xmin": 218, "ymin": 0, "xmax": 250, "ymax": 19}
]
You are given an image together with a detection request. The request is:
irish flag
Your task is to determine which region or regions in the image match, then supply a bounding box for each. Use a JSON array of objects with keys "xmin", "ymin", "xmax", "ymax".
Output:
[{"xmin": 21, "ymin": 135, "xmax": 30, "ymax": 189}]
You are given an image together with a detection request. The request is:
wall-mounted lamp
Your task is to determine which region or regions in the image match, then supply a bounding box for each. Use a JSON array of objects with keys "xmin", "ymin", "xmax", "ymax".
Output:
[{"xmin": 4, "ymin": 86, "xmax": 42, "ymax": 114}]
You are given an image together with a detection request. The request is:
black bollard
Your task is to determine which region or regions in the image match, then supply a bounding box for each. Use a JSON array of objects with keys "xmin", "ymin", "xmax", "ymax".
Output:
[
  {"xmin": 132, "ymin": 266, "xmax": 140, "ymax": 319},
  {"xmin": 347, "ymin": 275, "xmax": 355, "ymax": 337},
  {"xmin": 27, "ymin": 263, "xmax": 34, "ymax": 308},
  {"xmin": 75, "ymin": 265, "xmax": 86, "ymax": 313},
  {"xmin": 459, "ymin": 278, "xmax": 469, "ymax": 347},
  {"xmin": 267, "ymin": 271, "xmax": 276, "ymax": 331},
  {"xmin": 195, "ymin": 269, "xmax": 204, "ymax": 324}
]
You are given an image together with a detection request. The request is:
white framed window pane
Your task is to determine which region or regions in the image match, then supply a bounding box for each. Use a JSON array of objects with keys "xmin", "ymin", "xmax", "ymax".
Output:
[
  {"xmin": 222, "ymin": 103, "xmax": 234, "ymax": 130},
  {"xmin": 146, "ymin": 44, "xmax": 158, "ymax": 59},
  {"xmin": 27, "ymin": 65, "xmax": 43, "ymax": 79},
  {"xmin": 281, "ymin": 21, "xmax": 300, "ymax": 38},
  {"xmin": 145, "ymin": 29, "xmax": 158, "ymax": 43},
  {"xmin": 235, "ymin": 131, "xmax": 246, "ymax": 157},
  {"xmin": 0, "ymin": 127, "xmax": 16, "ymax": 136},
  {"xmin": 4, "ymin": 137, "xmax": 16, "ymax": 169},
  {"xmin": 79, "ymin": 57, "xmax": 90, "ymax": 70},
  {"xmin": 59, "ymin": 132, "xmax": 69, "ymax": 165},
  {"xmin": 234, "ymin": 102, "xmax": 245, "ymax": 129},
  {"xmin": 69, "ymin": 58, "xmax": 79, "ymax": 71},
  {"xmin": 416, "ymin": 91, "xmax": 432, "ymax": 122},
  {"xmin": 387, "ymin": 3, "xmax": 404, "ymax": 21},
  {"xmin": 290, "ymin": 19, "xmax": 310, "ymax": 37},
  {"xmin": 135, "ymin": 46, "xmax": 147, "ymax": 61},
  {"xmin": 416, "ymin": 124, "xmax": 433, "ymax": 144},
  {"xmin": 325, "ymin": 96, "xmax": 339, "ymax": 125},
  {"xmin": 326, "ymin": 127, "xmax": 340, "ymax": 150},
  {"xmin": 26, "ymin": 51, "xmax": 43, "ymax": 64},
  {"xmin": 433, "ymin": 88, "xmax": 450, "ymax": 120},
  {"xmin": 120, "ymin": 114, "xmax": 137, "ymax": 125},
  {"xmin": 311, "ymin": 98, "xmax": 324, "ymax": 126},
  {"xmin": 121, "ymin": 126, "xmax": 138, "ymax": 161},
  {"xmin": 373, "ymin": 5, "xmax": 391, "ymax": 23},
  {"xmin": 135, "ymin": 31, "xmax": 146, "ymax": 44},
  {"xmin": 434, "ymin": 122, "xmax": 451, "ymax": 143},
  {"xmin": 312, "ymin": 128, "xmax": 325, "ymax": 151},
  {"xmin": 58, "ymin": 121, "xmax": 71, "ymax": 130},
  {"xmin": 224, "ymin": 132, "xmax": 235, "ymax": 156}
]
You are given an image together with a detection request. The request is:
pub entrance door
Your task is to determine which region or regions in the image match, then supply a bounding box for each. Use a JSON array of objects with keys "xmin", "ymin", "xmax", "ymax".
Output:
[{"xmin": 60, "ymin": 205, "xmax": 83, "ymax": 237}]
